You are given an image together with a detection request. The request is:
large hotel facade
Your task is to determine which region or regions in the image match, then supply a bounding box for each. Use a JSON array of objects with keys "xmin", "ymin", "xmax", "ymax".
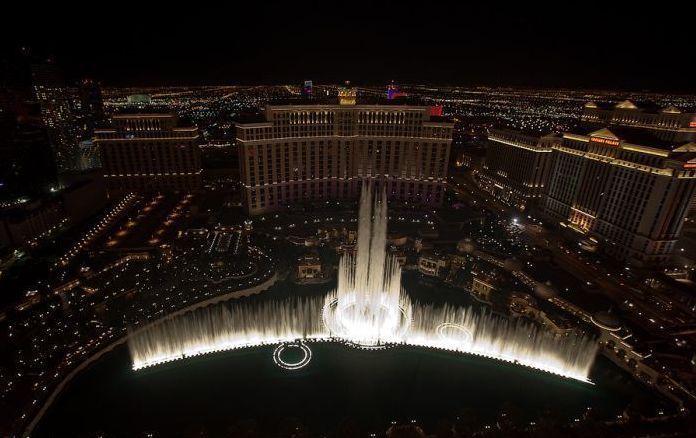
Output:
[
  {"xmin": 95, "ymin": 114, "xmax": 202, "ymax": 194},
  {"xmin": 542, "ymin": 127, "xmax": 695, "ymax": 266},
  {"xmin": 581, "ymin": 100, "xmax": 696, "ymax": 142},
  {"xmin": 478, "ymin": 128, "xmax": 556, "ymax": 210},
  {"xmin": 236, "ymin": 101, "xmax": 453, "ymax": 215},
  {"xmin": 481, "ymin": 101, "xmax": 696, "ymax": 267}
]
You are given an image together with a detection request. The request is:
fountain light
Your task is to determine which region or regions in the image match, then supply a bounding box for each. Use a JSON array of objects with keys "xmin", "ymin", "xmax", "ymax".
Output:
[
  {"xmin": 128, "ymin": 184, "xmax": 598, "ymax": 383},
  {"xmin": 273, "ymin": 341, "xmax": 312, "ymax": 370}
]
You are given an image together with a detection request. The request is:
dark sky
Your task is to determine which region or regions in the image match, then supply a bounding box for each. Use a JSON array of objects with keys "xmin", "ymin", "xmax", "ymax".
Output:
[{"xmin": 3, "ymin": 1, "xmax": 695, "ymax": 91}]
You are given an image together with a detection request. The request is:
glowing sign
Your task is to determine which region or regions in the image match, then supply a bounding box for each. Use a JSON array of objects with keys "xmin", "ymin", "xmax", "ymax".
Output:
[
  {"xmin": 387, "ymin": 84, "xmax": 396, "ymax": 100},
  {"xmin": 684, "ymin": 163, "xmax": 696, "ymax": 169},
  {"xmin": 429, "ymin": 106, "xmax": 443, "ymax": 117},
  {"xmin": 387, "ymin": 83, "xmax": 407, "ymax": 100},
  {"xmin": 689, "ymin": 121, "xmax": 696, "ymax": 128},
  {"xmin": 302, "ymin": 80, "xmax": 313, "ymax": 97},
  {"xmin": 590, "ymin": 136, "xmax": 620, "ymax": 147}
]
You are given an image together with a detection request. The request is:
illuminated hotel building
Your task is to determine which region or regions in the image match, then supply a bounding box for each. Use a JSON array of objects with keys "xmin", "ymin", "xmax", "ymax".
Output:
[
  {"xmin": 479, "ymin": 128, "xmax": 555, "ymax": 210},
  {"xmin": 581, "ymin": 100, "xmax": 696, "ymax": 143},
  {"xmin": 95, "ymin": 114, "xmax": 202, "ymax": 194},
  {"xmin": 541, "ymin": 127, "xmax": 696, "ymax": 266},
  {"xmin": 583, "ymin": 100, "xmax": 696, "ymax": 214},
  {"xmin": 236, "ymin": 102, "xmax": 453, "ymax": 215},
  {"xmin": 32, "ymin": 61, "xmax": 84, "ymax": 172}
]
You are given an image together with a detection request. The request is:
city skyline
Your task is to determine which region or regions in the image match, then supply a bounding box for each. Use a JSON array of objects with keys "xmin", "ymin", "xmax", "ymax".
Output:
[
  {"xmin": 3, "ymin": 5, "xmax": 696, "ymax": 436},
  {"xmin": 3, "ymin": 2, "xmax": 696, "ymax": 91}
]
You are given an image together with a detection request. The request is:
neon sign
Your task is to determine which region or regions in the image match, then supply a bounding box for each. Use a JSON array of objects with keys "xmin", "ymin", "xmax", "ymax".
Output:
[{"xmin": 590, "ymin": 136, "xmax": 620, "ymax": 147}]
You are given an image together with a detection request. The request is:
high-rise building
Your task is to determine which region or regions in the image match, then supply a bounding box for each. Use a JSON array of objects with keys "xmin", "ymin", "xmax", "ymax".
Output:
[
  {"xmin": 0, "ymin": 89, "xmax": 20, "ymax": 153},
  {"xmin": 582, "ymin": 100, "xmax": 696, "ymax": 214},
  {"xmin": 31, "ymin": 60, "xmax": 84, "ymax": 172},
  {"xmin": 478, "ymin": 128, "xmax": 556, "ymax": 210},
  {"xmin": 338, "ymin": 83, "xmax": 357, "ymax": 106},
  {"xmin": 0, "ymin": 124, "xmax": 57, "ymax": 201},
  {"xmin": 1, "ymin": 50, "xmax": 58, "ymax": 202},
  {"xmin": 75, "ymin": 140, "xmax": 101, "ymax": 171},
  {"xmin": 236, "ymin": 103, "xmax": 453, "ymax": 215},
  {"xmin": 30, "ymin": 60, "xmax": 64, "ymax": 88},
  {"xmin": 541, "ymin": 127, "xmax": 696, "ymax": 266},
  {"xmin": 581, "ymin": 100, "xmax": 696, "ymax": 143},
  {"xmin": 1, "ymin": 88, "xmax": 56, "ymax": 202},
  {"xmin": 78, "ymin": 79, "xmax": 105, "ymax": 134},
  {"xmin": 484, "ymin": 101, "xmax": 696, "ymax": 267},
  {"xmin": 127, "ymin": 94, "xmax": 152, "ymax": 106},
  {"xmin": 95, "ymin": 114, "xmax": 202, "ymax": 194},
  {"xmin": 387, "ymin": 81, "xmax": 407, "ymax": 100},
  {"xmin": 1, "ymin": 47, "xmax": 34, "ymax": 101},
  {"xmin": 301, "ymin": 80, "xmax": 313, "ymax": 98}
]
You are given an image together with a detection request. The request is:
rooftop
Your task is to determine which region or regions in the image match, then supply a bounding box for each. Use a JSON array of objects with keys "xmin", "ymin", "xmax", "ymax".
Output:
[
  {"xmin": 590, "ymin": 126, "xmax": 672, "ymax": 146},
  {"xmin": 584, "ymin": 100, "xmax": 696, "ymax": 115},
  {"xmin": 490, "ymin": 125, "xmax": 559, "ymax": 138},
  {"xmin": 235, "ymin": 102, "xmax": 453, "ymax": 125},
  {"xmin": 577, "ymin": 126, "xmax": 692, "ymax": 152}
]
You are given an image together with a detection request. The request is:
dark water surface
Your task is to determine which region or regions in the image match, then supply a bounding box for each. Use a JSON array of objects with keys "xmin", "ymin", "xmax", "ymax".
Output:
[
  {"xmin": 36, "ymin": 342, "xmax": 653, "ymax": 437},
  {"xmin": 35, "ymin": 276, "xmax": 657, "ymax": 436}
]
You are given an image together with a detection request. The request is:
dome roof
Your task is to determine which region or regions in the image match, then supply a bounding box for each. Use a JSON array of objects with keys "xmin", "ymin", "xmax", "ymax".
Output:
[
  {"xmin": 534, "ymin": 280, "xmax": 558, "ymax": 299},
  {"xmin": 615, "ymin": 100, "xmax": 638, "ymax": 109},
  {"xmin": 661, "ymin": 105, "xmax": 681, "ymax": 114},
  {"xmin": 457, "ymin": 238, "xmax": 476, "ymax": 254}
]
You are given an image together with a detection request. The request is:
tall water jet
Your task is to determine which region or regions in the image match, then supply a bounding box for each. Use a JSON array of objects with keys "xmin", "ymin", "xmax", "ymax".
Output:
[
  {"xmin": 322, "ymin": 184, "xmax": 413, "ymax": 346},
  {"xmin": 128, "ymin": 183, "xmax": 598, "ymax": 382}
]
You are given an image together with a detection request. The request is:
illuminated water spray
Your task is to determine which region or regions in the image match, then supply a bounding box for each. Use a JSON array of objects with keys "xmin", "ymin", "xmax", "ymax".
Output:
[
  {"xmin": 128, "ymin": 184, "xmax": 598, "ymax": 382},
  {"xmin": 323, "ymin": 184, "xmax": 412, "ymax": 346}
]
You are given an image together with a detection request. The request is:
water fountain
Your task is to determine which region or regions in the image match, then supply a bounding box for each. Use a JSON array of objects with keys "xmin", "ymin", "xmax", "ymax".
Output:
[
  {"xmin": 322, "ymin": 184, "xmax": 412, "ymax": 346},
  {"xmin": 129, "ymin": 184, "xmax": 598, "ymax": 382}
]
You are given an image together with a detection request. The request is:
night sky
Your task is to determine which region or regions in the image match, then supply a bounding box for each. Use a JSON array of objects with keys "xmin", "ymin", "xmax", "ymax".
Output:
[{"xmin": 3, "ymin": 1, "xmax": 695, "ymax": 91}]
